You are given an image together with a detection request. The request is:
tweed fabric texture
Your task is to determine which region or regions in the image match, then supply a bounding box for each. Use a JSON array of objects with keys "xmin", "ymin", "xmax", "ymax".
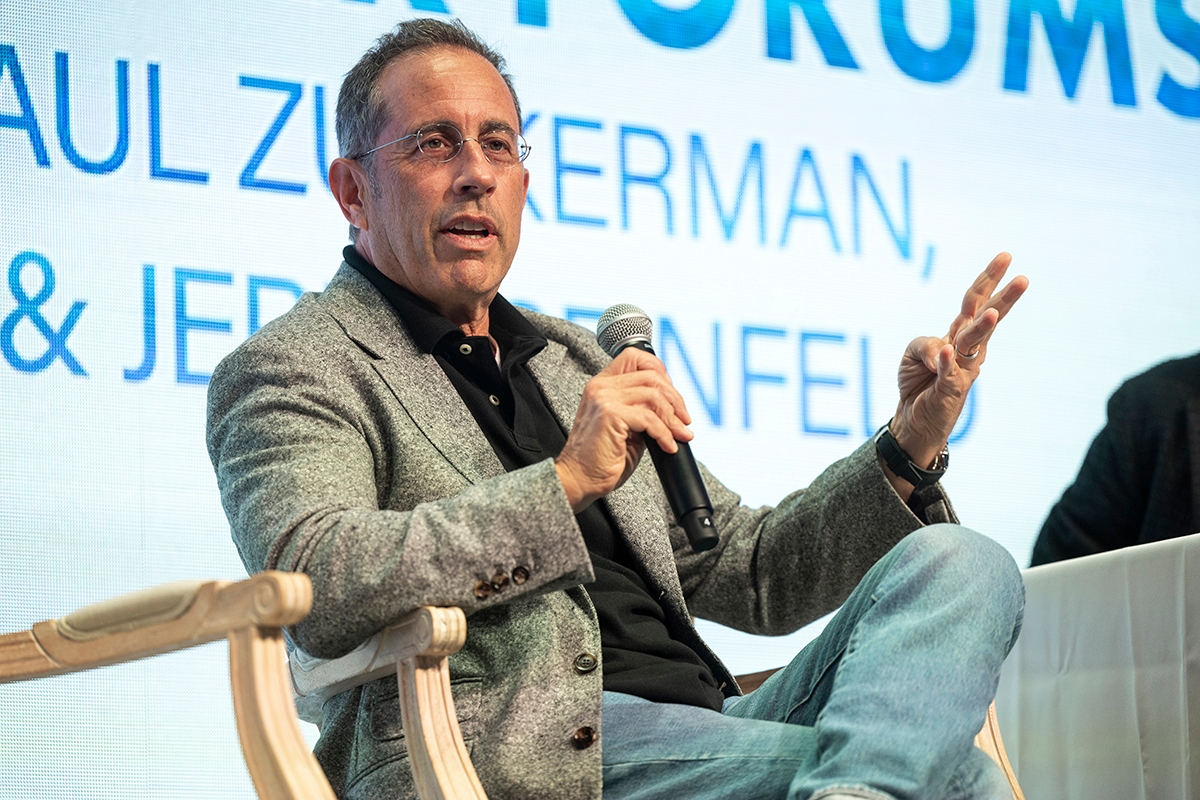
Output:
[{"xmin": 206, "ymin": 263, "xmax": 956, "ymax": 799}]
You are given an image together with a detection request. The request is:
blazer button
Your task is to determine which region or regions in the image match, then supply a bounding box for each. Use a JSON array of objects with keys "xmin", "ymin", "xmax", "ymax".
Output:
[
  {"xmin": 473, "ymin": 580, "xmax": 493, "ymax": 600},
  {"xmin": 511, "ymin": 566, "xmax": 530, "ymax": 585},
  {"xmin": 571, "ymin": 726, "xmax": 596, "ymax": 749},
  {"xmin": 573, "ymin": 653, "xmax": 598, "ymax": 674},
  {"xmin": 490, "ymin": 572, "xmax": 510, "ymax": 591}
]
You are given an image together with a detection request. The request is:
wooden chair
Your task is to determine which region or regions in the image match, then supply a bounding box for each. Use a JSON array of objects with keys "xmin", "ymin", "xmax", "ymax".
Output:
[
  {"xmin": 0, "ymin": 572, "xmax": 480, "ymax": 800},
  {"xmin": 2, "ymin": 577, "xmax": 1024, "ymax": 800},
  {"xmin": 0, "ymin": 572, "xmax": 335, "ymax": 800}
]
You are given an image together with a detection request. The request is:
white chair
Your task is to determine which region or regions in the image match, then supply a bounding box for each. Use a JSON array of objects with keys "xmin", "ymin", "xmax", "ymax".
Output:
[{"xmin": 995, "ymin": 533, "xmax": 1200, "ymax": 799}]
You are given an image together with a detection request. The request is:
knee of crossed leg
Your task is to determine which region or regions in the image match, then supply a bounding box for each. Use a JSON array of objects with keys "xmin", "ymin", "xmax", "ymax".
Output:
[{"xmin": 903, "ymin": 523, "xmax": 1025, "ymax": 641}]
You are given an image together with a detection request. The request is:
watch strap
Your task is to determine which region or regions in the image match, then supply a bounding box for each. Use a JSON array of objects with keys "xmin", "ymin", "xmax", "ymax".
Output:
[{"xmin": 873, "ymin": 423, "xmax": 948, "ymax": 488}]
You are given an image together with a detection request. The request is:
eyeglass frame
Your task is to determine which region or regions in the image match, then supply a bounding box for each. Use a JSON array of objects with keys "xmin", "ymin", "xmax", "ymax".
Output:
[{"xmin": 350, "ymin": 123, "xmax": 531, "ymax": 166}]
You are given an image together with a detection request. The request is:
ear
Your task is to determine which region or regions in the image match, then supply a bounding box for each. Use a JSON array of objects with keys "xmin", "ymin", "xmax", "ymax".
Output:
[{"xmin": 329, "ymin": 157, "xmax": 372, "ymax": 234}]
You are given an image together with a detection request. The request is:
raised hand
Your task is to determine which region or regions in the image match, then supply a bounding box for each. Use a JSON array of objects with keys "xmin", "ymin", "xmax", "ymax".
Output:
[
  {"xmin": 887, "ymin": 252, "xmax": 1029, "ymax": 493},
  {"xmin": 555, "ymin": 348, "xmax": 693, "ymax": 513}
]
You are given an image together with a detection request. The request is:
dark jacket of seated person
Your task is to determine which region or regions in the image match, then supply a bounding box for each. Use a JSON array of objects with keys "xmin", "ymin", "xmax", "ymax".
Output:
[{"xmin": 1031, "ymin": 352, "xmax": 1200, "ymax": 566}]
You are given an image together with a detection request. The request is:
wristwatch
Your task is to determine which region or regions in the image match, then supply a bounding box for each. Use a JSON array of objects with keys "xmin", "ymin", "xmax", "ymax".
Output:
[{"xmin": 873, "ymin": 422, "xmax": 949, "ymax": 488}]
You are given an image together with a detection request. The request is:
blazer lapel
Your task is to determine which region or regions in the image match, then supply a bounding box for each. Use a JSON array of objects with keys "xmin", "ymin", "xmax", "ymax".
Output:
[
  {"xmin": 607, "ymin": 465, "xmax": 689, "ymax": 613},
  {"xmin": 526, "ymin": 331, "xmax": 685, "ymax": 607},
  {"xmin": 319, "ymin": 265, "xmax": 505, "ymax": 485},
  {"xmin": 318, "ymin": 280, "xmax": 686, "ymax": 608}
]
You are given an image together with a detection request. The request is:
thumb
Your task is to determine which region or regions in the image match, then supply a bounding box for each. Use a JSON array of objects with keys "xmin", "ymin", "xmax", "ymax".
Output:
[{"xmin": 937, "ymin": 343, "xmax": 955, "ymax": 384}]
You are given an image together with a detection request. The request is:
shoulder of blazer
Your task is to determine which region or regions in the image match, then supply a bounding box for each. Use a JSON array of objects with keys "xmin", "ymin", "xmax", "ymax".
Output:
[{"xmin": 306, "ymin": 262, "xmax": 425, "ymax": 362}]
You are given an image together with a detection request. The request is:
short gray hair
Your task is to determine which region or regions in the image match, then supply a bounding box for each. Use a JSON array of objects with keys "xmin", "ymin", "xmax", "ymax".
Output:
[
  {"xmin": 337, "ymin": 18, "xmax": 522, "ymax": 161},
  {"xmin": 336, "ymin": 19, "xmax": 522, "ymax": 242}
]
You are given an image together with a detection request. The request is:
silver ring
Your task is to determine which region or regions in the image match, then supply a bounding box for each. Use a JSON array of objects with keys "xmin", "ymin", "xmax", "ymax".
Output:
[{"xmin": 955, "ymin": 344, "xmax": 980, "ymax": 360}]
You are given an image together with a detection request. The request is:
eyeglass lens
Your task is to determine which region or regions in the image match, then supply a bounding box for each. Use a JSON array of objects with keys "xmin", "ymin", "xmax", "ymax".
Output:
[{"xmin": 415, "ymin": 124, "xmax": 529, "ymax": 166}]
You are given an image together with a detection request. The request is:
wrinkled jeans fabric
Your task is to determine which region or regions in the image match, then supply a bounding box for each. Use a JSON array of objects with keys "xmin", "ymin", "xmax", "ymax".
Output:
[{"xmin": 601, "ymin": 524, "xmax": 1025, "ymax": 800}]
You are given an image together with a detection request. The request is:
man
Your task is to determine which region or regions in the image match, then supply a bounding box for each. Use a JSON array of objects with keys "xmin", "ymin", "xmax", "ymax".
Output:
[
  {"xmin": 207, "ymin": 18, "xmax": 1028, "ymax": 800},
  {"xmin": 1031, "ymin": 351, "xmax": 1200, "ymax": 565}
]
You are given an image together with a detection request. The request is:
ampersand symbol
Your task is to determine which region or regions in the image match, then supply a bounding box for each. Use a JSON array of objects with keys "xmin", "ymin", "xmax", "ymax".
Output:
[{"xmin": 1, "ymin": 251, "xmax": 87, "ymax": 375}]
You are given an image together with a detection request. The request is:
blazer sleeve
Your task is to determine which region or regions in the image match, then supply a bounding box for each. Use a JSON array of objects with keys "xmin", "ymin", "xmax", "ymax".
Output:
[
  {"xmin": 206, "ymin": 313, "xmax": 594, "ymax": 660},
  {"xmin": 677, "ymin": 440, "xmax": 955, "ymax": 636}
]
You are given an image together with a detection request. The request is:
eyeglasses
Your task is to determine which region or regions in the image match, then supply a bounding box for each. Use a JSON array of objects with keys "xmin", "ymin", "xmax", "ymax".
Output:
[{"xmin": 353, "ymin": 123, "xmax": 531, "ymax": 167}]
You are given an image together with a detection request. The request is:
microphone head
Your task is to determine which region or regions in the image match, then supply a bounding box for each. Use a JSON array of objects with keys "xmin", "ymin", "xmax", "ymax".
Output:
[{"xmin": 596, "ymin": 304, "xmax": 653, "ymax": 357}]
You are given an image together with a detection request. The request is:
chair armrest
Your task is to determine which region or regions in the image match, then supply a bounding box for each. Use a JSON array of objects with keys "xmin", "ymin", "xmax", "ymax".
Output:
[
  {"xmin": 0, "ymin": 571, "xmax": 310, "ymax": 682},
  {"xmin": 290, "ymin": 605, "xmax": 462, "ymax": 724},
  {"xmin": 0, "ymin": 572, "xmax": 336, "ymax": 800},
  {"xmin": 288, "ymin": 606, "xmax": 486, "ymax": 799},
  {"xmin": 996, "ymin": 533, "xmax": 1200, "ymax": 798},
  {"xmin": 973, "ymin": 701, "xmax": 1024, "ymax": 800}
]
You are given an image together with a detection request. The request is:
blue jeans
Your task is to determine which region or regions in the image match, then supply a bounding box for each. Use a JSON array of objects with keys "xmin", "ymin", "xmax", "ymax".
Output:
[{"xmin": 601, "ymin": 524, "xmax": 1025, "ymax": 800}]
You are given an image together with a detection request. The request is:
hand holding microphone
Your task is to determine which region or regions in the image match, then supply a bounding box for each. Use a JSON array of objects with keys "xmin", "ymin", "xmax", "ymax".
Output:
[{"xmin": 553, "ymin": 304, "xmax": 719, "ymax": 552}]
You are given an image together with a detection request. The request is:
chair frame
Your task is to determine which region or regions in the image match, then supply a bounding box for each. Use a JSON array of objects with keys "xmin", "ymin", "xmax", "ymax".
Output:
[
  {"xmin": 2, "ymin": 577, "xmax": 1025, "ymax": 800},
  {"xmin": 0, "ymin": 572, "xmax": 335, "ymax": 800}
]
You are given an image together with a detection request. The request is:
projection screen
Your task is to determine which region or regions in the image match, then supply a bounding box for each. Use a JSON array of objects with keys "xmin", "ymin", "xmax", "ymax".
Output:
[{"xmin": 2, "ymin": 0, "xmax": 1198, "ymax": 795}]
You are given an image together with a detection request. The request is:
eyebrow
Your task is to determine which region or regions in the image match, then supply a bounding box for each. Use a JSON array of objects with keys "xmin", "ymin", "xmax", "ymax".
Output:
[{"xmin": 415, "ymin": 119, "xmax": 518, "ymax": 135}]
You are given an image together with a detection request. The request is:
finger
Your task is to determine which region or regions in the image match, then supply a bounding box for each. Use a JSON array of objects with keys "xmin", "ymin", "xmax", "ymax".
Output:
[
  {"xmin": 604, "ymin": 367, "xmax": 693, "ymax": 426},
  {"xmin": 913, "ymin": 336, "xmax": 945, "ymax": 373},
  {"xmin": 897, "ymin": 336, "xmax": 943, "ymax": 389},
  {"xmin": 953, "ymin": 307, "xmax": 999, "ymax": 357},
  {"xmin": 948, "ymin": 252, "xmax": 1012, "ymax": 339},
  {"xmin": 938, "ymin": 342, "xmax": 956, "ymax": 383},
  {"xmin": 958, "ymin": 268, "xmax": 1028, "ymax": 348},
  {"xmin": 604, "ymin": 346, "xmax": 669, "ymax": 377},
  {"xmin": 584, "ymin": 379, "xmax": 693, "ymax": 443},
  {"xmin": 635, "ymin": 407, "xmax": 688, "ymax": 453},
  {"xmin": 603, "ymin": 384, "xmax": 694, "ymax": 439},
  {"xmin": 962, "ymin": 252, "xmax": 1011, "ymax": 316},
  {"xmin": 975, "ymin": 274, "xmax": 1029, "ymax": 325}
]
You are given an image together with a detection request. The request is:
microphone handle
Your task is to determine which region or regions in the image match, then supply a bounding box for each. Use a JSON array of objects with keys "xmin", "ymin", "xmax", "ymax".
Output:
[
  {"xmin": 622, "ymin": 341, "xmax": 720, "ymax": 552},
  {"xmin": 643, "ymin": 437, "xmax": 720, "ymax": 552}
]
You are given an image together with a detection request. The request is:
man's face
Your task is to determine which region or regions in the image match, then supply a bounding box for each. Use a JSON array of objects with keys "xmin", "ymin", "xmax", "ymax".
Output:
[{"xmin": 358, "ymin": 47, "xmax": 528, "ymax": 319}]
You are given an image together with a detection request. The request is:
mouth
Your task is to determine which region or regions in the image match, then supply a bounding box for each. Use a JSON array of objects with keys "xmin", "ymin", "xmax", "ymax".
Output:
[{"xmin": 441, "ymin": 217, "xmax": 497, "ymax": 240}]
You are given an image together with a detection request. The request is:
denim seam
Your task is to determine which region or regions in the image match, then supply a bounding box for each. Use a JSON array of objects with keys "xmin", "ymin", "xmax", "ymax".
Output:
[
  {"xmin": 809, "ymin": 589, "xmax": 878, "ymax": 733},
  {"xmin": 788, "ymin": 592, "xmax": 880, "ymax": 724},
  {"xmin": 786, "ymin": 640, "xmax": 848, "ymax": 721},
  {"xmin": 604, "ymin": 754, "xmax": 809, "ymax": 767},
  {"xmin": 809, "ymin": 784, "xmax": 896, "ymax": 800},
  {"xmin": 1005, "ymin": 583, "xmax": 1027, "ymax": 654}
]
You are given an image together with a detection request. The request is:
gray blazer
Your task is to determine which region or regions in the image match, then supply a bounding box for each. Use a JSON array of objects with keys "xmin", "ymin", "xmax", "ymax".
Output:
[{"xmin": 206, "ymin": 263, "xmax": 955, "ymax": 799}]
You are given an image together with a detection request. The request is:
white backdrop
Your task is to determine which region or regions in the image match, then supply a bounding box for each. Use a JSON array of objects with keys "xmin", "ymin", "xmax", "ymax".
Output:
[{"xmin": 2, "ymin": 0, "xmax": 1198, "ymax": 795}]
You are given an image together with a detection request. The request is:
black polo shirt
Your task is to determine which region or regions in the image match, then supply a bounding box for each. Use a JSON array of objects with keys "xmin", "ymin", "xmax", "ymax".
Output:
[{"xmin": 344, "ymin": 246, "xmax": 725, "ymax": 711}]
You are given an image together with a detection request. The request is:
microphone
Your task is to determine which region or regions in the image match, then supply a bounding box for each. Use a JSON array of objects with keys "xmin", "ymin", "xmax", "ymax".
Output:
[{"xmin": 596, "ymin": 304, "xmax": 720, "ymax": 553}]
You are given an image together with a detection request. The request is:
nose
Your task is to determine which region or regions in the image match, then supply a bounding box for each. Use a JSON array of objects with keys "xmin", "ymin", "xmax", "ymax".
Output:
[{"xmin": 451, "ymin": 138, "xmax": 498, "ymax": 197}]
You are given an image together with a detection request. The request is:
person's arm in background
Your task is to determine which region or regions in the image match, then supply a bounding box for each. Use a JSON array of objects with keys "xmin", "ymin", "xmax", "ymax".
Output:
[{"xmin": 1031, "ymin": 375, "xmax": 1161, "ymax": 565}]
